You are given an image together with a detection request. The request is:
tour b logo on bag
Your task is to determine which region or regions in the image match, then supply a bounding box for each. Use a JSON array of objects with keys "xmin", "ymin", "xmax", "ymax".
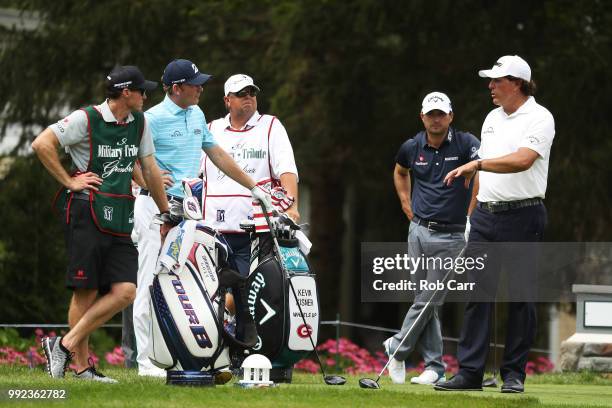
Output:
[{"xmin": 103, "ymin": 206, "xmax": 114, "ymax": 221}]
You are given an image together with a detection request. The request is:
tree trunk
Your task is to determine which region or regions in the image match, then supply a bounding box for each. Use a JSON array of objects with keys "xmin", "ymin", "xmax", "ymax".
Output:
[{"xmin": 308, "ymin": 170, "xmax": 345, "ymax": 321}]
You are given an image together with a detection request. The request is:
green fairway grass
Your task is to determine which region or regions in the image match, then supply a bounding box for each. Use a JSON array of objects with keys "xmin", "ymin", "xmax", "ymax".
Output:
[{"xmin": 1, "ymin": 366, "xmax": 611, "ymax": 407}]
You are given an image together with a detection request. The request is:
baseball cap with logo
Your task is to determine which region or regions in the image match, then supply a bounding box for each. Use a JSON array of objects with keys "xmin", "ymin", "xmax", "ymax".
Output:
[
  {"xmin": 224, "ymin": 74, "xmax": 260, "ymax": 96},
  {"xmin": 106, "ymin": 65, "xmax": 158, "ymax": 91},
  {"xmin": 421, "ymin": 92, "xmax": 452, "ymax": 114},
  {"xmin": 162, "ymin": 59, "xmax": 211, "ymax": 86},
  {"xmin": 478, "ymin": 55, "xmax": 531, "ymax": 81}
]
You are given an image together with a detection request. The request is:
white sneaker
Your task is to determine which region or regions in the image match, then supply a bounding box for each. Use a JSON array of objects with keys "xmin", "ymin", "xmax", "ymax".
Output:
[
  {"xmin": 383, "ymin": 338, "xmax": 405, "ymax": 384},
  {"xmin": 138, "ymin": 366, "xmax": 166, "ymax": 378},
  {"xmin": 410, "ymin": 369, "xmax": 445, "ymax": 385}
]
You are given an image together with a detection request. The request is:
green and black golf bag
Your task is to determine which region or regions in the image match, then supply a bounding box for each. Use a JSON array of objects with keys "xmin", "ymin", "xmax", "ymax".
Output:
[{"xmin": 244, "ymin": 219, "xmax": 320, "ymax": 383}]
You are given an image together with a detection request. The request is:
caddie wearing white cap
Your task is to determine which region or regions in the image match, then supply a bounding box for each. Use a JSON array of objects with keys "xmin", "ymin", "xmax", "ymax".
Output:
[
  {"xmin": 436, "ymin": 55, "xmax": 555, "ymax": 394},
  {"xmin": 384, "ymin": 91, "xmax": 480, "ymax": 385},
  {"xmin": 203, "ymin": 73, "xmax": 299, "ymax": 269},
  {"xmin": 203, "ymin": 74, "xmax": 299, "ymax": 368},
  {"xmin": 202, "ymin": 74, "xmax": 299, "ymax": 260}
]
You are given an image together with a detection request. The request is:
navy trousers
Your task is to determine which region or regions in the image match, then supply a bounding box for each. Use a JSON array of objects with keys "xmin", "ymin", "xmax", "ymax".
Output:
[
  {"xmin": 224, "ymin": 233, "xmax": 251, "ymax": 277},
  {"xmin": 224, "ymin": 233, "xmax": 252, "ymax": 344},
  {"xmin": 457, "ymin": 203, "xmax": 546, "ymax": 383}
]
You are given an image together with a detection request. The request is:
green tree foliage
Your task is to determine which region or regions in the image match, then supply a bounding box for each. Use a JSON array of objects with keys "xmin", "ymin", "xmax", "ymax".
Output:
[{"xmin": 0, "ymin": 155, "xmax": 69, "ymax": 322}]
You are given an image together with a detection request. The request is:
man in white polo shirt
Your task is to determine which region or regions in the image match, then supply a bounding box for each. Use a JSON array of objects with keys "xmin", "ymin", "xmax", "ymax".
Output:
[{"xmin": 435, "ymin": 55, "xmax": 555, "ymax": 394}]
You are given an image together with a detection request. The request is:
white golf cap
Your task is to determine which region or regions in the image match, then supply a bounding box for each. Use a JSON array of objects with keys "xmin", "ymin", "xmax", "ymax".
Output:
[
  {"xmin": 224, "ymin": 74, "xmax": 260, "ymax": 96},
  {"xmin": 421, "ymin": 92, "xmax": 452, "ymax": 114},
  {"xmin": 478, "ymin": 55, "xmax": 531, "ymax": 81}
]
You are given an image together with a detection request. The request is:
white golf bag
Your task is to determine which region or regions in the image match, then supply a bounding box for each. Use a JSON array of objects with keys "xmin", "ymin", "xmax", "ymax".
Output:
[{"xmin": 148, "ymin": 180, "xmax": 257, "ymax": 384}]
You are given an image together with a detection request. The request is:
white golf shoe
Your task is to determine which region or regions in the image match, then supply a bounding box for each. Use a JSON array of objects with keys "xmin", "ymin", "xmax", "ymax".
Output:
[
  {"xmin": 383, "ymin": 338, "xmax": 405, "ymax": 384},
  {"xmin": 410, "ymin": 369, "xmax": 446, "ymax": 385},
  {"xmin": 138, "ymin": 366, "xmax": 167, "ymax": 378}
]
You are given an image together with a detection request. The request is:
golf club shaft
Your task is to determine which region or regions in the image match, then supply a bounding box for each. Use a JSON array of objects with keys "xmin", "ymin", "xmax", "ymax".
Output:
[
  {"xmin": 259, "ymin": 203, "xmax": 330, "ymax": 379},
  {"xmin": 493, "ymin": 302, "xmax": 497, "ymax": 375},
  {"xmin": 374, "ymin": 245, "xmax": 467, "ymax": 382}
]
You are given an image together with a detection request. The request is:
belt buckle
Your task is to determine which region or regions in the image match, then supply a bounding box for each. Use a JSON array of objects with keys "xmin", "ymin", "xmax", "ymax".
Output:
[
  {"xmin": 427, "ymin": 221, "xmax": 438, "ymax": 232},
  {"xmin": 488, "ymin": 202, "xmax": 500, "ymax": 212}
]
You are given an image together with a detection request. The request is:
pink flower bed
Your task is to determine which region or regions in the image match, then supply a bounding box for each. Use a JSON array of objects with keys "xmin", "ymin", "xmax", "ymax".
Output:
[
  {"xmin": 0, "ymin": 330, "xmax": 555, "ymax": 375},
  {"xmin": 295, "ymin": 337, "xmax": 385, "ymax": 374},
  {"xmin": 0, "ymin": 328, "xmax": 125, "ymax": 368},
  {"xmin": 526, "ymin": 356, "xmax": 555, "ymax": 375},
  {"xmin": 294, "ymin": 337, "xmax": 555, "ymax": 375}
]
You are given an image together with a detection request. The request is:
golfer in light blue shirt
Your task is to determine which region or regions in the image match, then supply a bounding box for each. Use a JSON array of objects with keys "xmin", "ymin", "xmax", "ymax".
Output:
[{"xmin": 131, "ymin": 59, "xmax": 271, "ymax": 377}]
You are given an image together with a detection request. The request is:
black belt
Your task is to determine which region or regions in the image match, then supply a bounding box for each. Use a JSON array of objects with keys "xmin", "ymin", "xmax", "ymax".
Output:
[
  {"xmin": 412, "ymin": 216, "xmax": 465, "ymax": 233},
  {"xmin": 72, "ymin": 192, "xmax": 90, "ymax": 201},
  {"xmin": 140, "ymin": 189, "xmax": 183, "ymax": 203},
  {"xmin": 478, "ymin": 198, "xmax": 543, "ymax": 213}
]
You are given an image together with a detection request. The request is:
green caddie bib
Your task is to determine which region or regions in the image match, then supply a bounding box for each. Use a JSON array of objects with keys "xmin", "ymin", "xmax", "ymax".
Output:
[{"xmin": 54, "ymin": 106, "xmax": 143, "ymax": 236}]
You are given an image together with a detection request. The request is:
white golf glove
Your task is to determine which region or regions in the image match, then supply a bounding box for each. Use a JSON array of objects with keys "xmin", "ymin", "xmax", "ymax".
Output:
[
  {"xmin": 464, "ymin": 216, "xmax": 471, "ymax": 242},
  {"xmin": 250, "ymin": 185, "xmax": 274, "ymax": 213}
]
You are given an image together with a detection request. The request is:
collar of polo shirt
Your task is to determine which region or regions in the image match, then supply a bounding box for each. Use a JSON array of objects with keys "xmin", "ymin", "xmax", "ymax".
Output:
[
  {"xmin": 424, "ymin": 128, "xmax": 453, "ymax": 148},
  {"xmin": 224, "ymin": 111, "xmax": 262, "ymax": 130},
  {"xmin": 100, "ymin": 99, "xmax": 135, "ymax": 123},
  {"xmin": 163, "ymin": 95, "xmax": 193, "ymax": 115},
  {"xmin": 497, "ymin": 96, "xmax": 536, "ymax": 118}
]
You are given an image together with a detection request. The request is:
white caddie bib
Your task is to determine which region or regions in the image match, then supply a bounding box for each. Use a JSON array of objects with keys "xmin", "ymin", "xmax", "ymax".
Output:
[{"xmin": 203, "ymin": 114, "xmax": 278, "ymax": 232}]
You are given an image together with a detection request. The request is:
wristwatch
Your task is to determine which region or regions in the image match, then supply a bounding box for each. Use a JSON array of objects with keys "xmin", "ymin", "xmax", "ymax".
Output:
[{"xmin": 477, "ymin": 159, "xmax": 483, "ymax": 171}]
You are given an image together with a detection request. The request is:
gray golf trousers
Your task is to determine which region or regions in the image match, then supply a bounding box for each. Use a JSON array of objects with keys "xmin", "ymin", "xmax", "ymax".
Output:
[{"xmin": 388, "ymin": 221, "xmax": 464, "ymax": 376}]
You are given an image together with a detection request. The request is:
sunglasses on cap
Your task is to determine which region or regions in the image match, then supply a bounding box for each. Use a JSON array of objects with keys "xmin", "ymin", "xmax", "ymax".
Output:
[
  {"xmin": 129, "ymin": 88, "xmax": 147, "ymax": 97},
  {"xmin": 232, "ymin": 87, "xmax": 258, "ymax": 98}
]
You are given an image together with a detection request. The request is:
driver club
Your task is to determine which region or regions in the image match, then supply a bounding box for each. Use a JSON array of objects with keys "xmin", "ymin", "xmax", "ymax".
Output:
[
  {"xmin": 259, "ymin": 203, "xmax": 346, "ymax": 386},
  {"xmin": 359, "ymin": 245, "xmax": 467, "ymax": 389}
]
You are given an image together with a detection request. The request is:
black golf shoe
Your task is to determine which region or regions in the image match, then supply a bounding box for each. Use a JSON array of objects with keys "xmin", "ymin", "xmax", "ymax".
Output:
[
  {"xmin": 501, "ymin": 378, "xmax": 524, "ymax": 393},
  {"xmin": 434, "ymin": 375, "xmax": 483, "ymax": 391}
]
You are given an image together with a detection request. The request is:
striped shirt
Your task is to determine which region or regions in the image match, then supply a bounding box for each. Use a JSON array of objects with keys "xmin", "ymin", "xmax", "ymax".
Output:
[{"xmin": 145, "ymin": 96, "xmax": 216, "ymax": 198}]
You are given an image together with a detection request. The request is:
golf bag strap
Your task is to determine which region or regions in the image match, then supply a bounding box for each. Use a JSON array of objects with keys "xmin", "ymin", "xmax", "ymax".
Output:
[
  {"xmin": 221, "ymin": 315, "xmax": 257, "ymax": 349},
  {"xmin": 217, "ymin": 268, "xmax": 258, "ymax": 349}
]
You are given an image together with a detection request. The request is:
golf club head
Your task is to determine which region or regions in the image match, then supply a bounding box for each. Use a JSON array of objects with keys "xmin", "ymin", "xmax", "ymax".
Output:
[
  {"xmin": 239, "ymin": 220, "xmax": 256, "ymax": 233},
  {"xmin": 324, "ymin": 375, "xmax": 347, "ymax": 385},
  {"xmin": 358, "ymin": 378, "xmax": 380, "ymax": 389},
  {"xmin": 482, "ymin": 377, "xmax": 498, "ymax": 387},
  {"xmin": 182, "ymin": 196, "xmax": 202, "ymax": 220}
]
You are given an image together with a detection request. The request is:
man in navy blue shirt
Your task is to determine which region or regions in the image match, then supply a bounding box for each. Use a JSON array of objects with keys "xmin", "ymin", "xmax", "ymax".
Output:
[{"xmin": 384, "ymin": 92, "xmax": 480, "ymax": 385}]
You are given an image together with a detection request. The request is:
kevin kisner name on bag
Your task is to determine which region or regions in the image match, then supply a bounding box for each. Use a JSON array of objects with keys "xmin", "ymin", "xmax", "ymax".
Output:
[{"xmin": 371, "ymin": 253, "xmax": 486, "ymax": 292}]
